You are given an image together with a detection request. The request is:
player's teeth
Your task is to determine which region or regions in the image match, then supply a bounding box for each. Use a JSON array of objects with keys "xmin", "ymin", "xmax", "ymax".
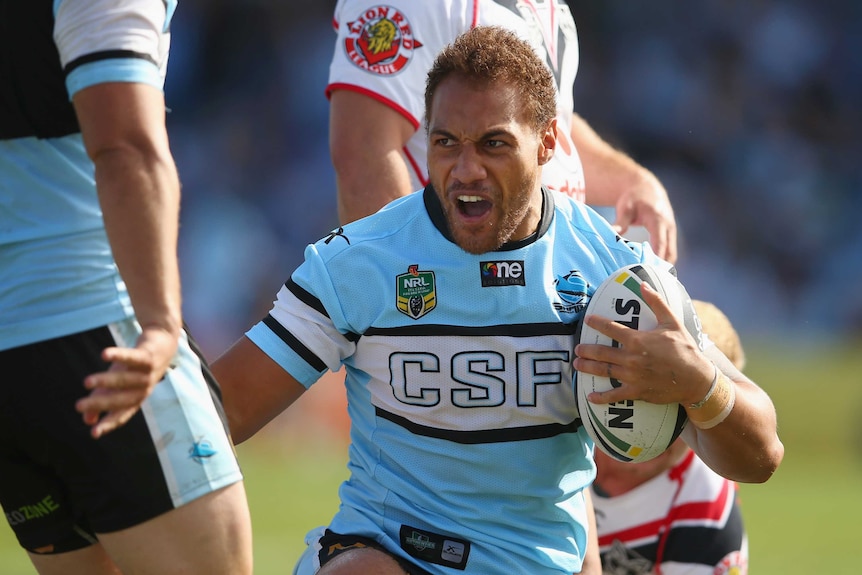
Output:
[{"xmin": 458, "ymin": 195, "xmax": 482, "ymax": 202}]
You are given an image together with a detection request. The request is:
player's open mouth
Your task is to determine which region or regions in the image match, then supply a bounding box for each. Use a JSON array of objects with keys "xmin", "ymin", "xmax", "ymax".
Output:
[{"xmin": 457, "ymin": 195, "xmax": 492, "ymax": 219}]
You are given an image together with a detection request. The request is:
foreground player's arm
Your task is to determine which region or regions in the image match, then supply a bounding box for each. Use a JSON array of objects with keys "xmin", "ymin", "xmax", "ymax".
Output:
[
  {"xmin": 330, "ymin": 89, "xmax": 416, "ymax": 224},
  {"xmin": 677, "ymin": 345, "xmax": 783, "ymax": 484},
  {"xmin": 73, "ymin": 82, "xmax": 182, "ymax": 438},
  {"xmin": 211, "ymin": 336, "xmax": 307, "ymax": 444},
  {"xmin": 574, "ymin": 284, "xmax": 783, "ymax": 483},
  {"xmin": 570, "ymin": 113, "xmax": 677, "ymax": 263}
]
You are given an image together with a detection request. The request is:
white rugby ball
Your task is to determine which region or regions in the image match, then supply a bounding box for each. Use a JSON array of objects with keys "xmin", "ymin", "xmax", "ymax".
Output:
[{"xmin": 576, "ymin": 263, "xmax": 702, "ymax": 463}]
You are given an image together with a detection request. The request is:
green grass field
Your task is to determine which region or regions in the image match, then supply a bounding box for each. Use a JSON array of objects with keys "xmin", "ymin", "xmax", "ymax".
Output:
[{"xmin": 1, "ymin": 342, "xmax": 860, "ymax": 574}]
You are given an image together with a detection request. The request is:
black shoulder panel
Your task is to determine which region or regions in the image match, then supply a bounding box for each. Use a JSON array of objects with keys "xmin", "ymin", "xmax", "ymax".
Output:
[{"xmin": 0, "ymin": 0, "xmax": 80, "ymax": 140}]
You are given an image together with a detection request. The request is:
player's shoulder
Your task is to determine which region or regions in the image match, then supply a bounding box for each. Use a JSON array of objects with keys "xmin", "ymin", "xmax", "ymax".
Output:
[
  {"xmin": 55, "ymin": 0, "xmax": 171, "ymax": 94},
  {"xmin": 307, "ymin": 191, "xmax": 427, "ymax": 261},
  {"xmin": 551, "ymin": 191, "xmax": 651, "ymax": 265}
]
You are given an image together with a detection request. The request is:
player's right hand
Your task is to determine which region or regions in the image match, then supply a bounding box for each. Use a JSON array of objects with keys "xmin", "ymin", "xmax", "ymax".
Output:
[{"xmin": 76, "ymin": 326, "xmax": 178, "ymax": 438}]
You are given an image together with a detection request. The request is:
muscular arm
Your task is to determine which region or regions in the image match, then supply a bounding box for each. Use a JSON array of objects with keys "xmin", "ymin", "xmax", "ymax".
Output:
[
  {"xmin": 329, "ymin": 89, "xmax": 417, "ymax": 224},
  {"xmin": 574, "ymin": 284, "xmax": 783, "ymax": 483},
  {"xmin": 73, "ymin": 82, "xmax": 183, "ymax": 437},
  {"xmin": 211, "ymin": 336, "xmax": 307, "ymax": 444},
  {"xmin": 570, "ymin": 113, "xmax": 677, "ymax": 263},
  {"xmin": 679, "ymin": 348, "xmax": 783, "ymax": 483}
]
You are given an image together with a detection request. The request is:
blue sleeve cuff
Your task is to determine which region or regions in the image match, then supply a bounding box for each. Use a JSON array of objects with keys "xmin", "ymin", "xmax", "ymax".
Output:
[{"xmin": 65, "ymin": 59, "xmax": 164, "ymax": 99}]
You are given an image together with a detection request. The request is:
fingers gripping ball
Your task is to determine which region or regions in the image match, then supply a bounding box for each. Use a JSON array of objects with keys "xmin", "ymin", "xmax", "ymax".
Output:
[{"xmin": 575, "ymin": 263, "xmax": 702, "ymax": 463}]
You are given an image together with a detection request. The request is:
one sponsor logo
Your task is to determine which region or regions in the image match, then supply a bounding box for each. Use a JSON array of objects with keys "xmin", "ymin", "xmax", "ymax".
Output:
[
  {"xmin": 343, "ymin": 5, "xmax": 423, "ymax": 76},
  {"xmin": 553, "ymin": 270, "xmax": 589, "ymax": 314},
  {"xmin": 189, "ymin": 439, "xmax": 217, "ymax": 463},
  {"xmin": 396, "ymin": 265, "xmax": 437, "ymax": 319},
  {"xmin": 480, "ymin": 260, "xmax": 525, "ymax": 287},
  {"xmin": 4, "ymin": 495, "xmax": 60, "ymax": 526}
]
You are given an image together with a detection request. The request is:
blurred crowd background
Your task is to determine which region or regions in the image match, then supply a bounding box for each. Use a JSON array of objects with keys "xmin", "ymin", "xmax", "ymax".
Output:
[{"xmin": 163, "ymin": 0, "xmax": 862, "ymax": 359}]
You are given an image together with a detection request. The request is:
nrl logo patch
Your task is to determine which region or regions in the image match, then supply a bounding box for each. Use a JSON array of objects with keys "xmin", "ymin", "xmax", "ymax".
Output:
[{"xmin": 396, "ymin": 265, "xmax": 436, "ymax": 320}]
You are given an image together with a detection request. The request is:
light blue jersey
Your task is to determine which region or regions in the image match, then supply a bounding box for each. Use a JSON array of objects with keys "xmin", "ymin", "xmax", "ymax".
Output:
[
  {"xmin": 0, "ymin": 0, "xmax": 174, "ymax": 350},
  {"xmin": 249, "ymin": 187, "xmax": 672, "ymax": 574}
]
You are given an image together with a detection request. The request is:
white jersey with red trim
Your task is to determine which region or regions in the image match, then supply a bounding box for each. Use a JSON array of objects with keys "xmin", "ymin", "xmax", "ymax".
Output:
[
  {"xmin": 328, "ymin": 0, "xmax": 585, "ymax": 200},
  {"xmin": 591, "ymin": 450, "xmax": 749, "ymax": 575}
]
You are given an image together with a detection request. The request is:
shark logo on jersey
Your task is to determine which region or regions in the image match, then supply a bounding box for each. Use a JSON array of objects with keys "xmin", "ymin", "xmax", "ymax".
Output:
[
  {"xmin": 343, "ymin": 6, "xmax": 423, "ymax": 76},
  {"xmin": 553, "ymin": 270, "xmax": 590, "ymax": 315},
  {"xmin": 189, "ymin": 439, "xmax": 217, "ymax": 463},
  {"xmin": 396, "ymin": 265, "xmax": 437, "ymax": 319}
]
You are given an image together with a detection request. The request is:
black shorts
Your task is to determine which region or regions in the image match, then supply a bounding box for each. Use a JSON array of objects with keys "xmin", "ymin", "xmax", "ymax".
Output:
[
  {"xmin": 0, "ymin": 321, "xmax": 242, "ymax": 553},
  {"xmin": 317, "ymin": 530, "xmax": 434, "ymax": 575}
]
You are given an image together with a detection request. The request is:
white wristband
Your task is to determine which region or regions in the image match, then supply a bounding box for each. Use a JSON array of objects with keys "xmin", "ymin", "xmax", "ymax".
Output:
[
  {"xmin": 689, "ymin": 363, "xmax": 719, "ymax": 409},
  {"xmin": 692, "ymin": 379, "xmax": 736, "ymax": 430}
]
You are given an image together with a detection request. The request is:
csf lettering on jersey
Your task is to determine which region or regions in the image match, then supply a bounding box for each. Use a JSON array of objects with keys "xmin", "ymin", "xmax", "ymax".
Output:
[{"xmin": 359, "ymin": 328, "xmax": 581, "ymax": 443}]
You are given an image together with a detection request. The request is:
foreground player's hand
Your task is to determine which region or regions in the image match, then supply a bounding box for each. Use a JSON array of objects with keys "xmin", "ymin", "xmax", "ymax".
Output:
[
  {"xmin": 573, "ymin": 282, "xmax": 712, "ymax": 407},
  {"xmin": 612, "ymin": 172, "xmax": 677, "ymax": 264},
  {"xmin": 76, "ymin": 326, "xmax": 178, "ymax": 438}
]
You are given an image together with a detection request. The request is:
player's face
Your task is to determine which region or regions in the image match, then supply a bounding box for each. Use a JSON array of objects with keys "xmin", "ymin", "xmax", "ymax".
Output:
[{"xmin": 426, "ymin": 76, "xmax": 556, "ymax": 254}]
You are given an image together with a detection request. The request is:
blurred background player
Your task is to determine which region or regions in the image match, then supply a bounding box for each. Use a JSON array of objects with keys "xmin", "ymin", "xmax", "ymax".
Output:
[
  {"xmin": 591, "ymin": 300, "xmax": 749, "ymax": 575},
  {"xmin": 0, "ymin": 2, "xmax": 252, "ymax": 574},
  {"xmin": 327, "ymin": 0, "xmax": 678, "ymax": 263}
]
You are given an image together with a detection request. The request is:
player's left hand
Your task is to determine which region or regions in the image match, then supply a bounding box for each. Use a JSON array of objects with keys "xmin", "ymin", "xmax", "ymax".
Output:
[
  {"xmin": 75, "ymin": 326, "xmax": 178, "ymax": 438},
  {"xmin": 573, "ymin": 282, "xmax": 712, "ymax": 406},
  {"xmin": 612, "ymin": 171, "xmax": 677, "ymax": 264}
]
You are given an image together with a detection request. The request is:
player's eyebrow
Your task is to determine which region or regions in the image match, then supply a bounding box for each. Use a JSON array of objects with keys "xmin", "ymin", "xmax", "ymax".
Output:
[{"xmin": 428, "ymin": 127, "xmax": 515, "ymax": 141}]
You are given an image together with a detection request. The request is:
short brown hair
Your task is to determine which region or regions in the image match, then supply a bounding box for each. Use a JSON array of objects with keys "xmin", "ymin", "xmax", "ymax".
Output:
[{"xmin": 424, "ymin": 26, "xmax": 557, "ymax": 133}]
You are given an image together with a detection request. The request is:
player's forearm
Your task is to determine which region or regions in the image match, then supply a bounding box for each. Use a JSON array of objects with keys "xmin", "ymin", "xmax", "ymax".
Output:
[
  {"xmin": 75, "ymin": 83, "xmax": 183, "ymax": 339},
  {"xmin": 94, "ymin": 143, "xmax": 183, "ymax": 338},
  {"xmin": 684, "ymin": 376, "xmax": 783, "ymax": 483},
  {"xmin": 212, "ymin": 336, "xmax": 308, "ymax": 444},
  {"xmin": 569, "ymin": 113, "xmax": 653, "ymax": 207}
]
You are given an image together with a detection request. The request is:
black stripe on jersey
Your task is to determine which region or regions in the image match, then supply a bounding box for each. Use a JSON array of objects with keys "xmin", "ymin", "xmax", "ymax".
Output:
[
  {"xmin": 287, "ymin": 278, "xmax": 328, "ymax": 317},
  {"xmin": 658, "ymin": 502, "xmax": 746, "ymax": 566},
  {"xmin": 365, "ymin": 322, "xmax": 577, "ymax": 337},
  {"xmin": 262, "ymin": 314, "xmax": 327, "ymax": 372},
  {"xmin": 64, "ymin": 50, "xmax": 157, "ymax": 76},
  {"xmin": 376, "ymin": 407, "xmax": 582, "ymax": 444},
  {"xmin": 286, "ymin": 279, "xmax": 360, "ymax": 343}
]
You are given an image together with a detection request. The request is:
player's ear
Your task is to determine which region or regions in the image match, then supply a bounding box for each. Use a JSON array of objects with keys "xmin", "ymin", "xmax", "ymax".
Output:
[{"xmin": 538, "ymin": 118, "xmax": 557, "ymax": 166}]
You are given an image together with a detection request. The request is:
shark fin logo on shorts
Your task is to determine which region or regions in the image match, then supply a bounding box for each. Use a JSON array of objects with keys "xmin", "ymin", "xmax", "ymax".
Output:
[
  {"xmin": 189, "ymin": 439, "xmax": 217, "ymax": 463},
  {"xmin": 343, "ymin": 6, "xmax": 423, "ymax": 75},
  {"xmin": 396, "ymin": 265, "xmax": 436, "ymax": 320}
]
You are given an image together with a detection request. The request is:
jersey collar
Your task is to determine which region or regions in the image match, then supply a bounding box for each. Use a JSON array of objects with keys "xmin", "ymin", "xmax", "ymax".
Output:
[{"xmin": 423, "ymin": 185, "xmax": 555, "ymax": 252}]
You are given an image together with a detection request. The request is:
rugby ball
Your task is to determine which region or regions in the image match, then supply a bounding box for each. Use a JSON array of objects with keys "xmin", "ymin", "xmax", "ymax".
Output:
[{"xmin": 576, "ymin": 263, "xmax": 702, "ymax": 463}]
